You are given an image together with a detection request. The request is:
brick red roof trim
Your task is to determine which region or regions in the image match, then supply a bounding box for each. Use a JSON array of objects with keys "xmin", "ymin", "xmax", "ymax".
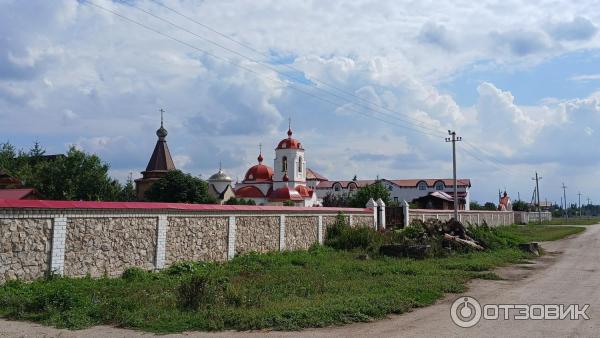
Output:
[{"xmin": 0, "ymin": 199, "xmax": 371, "ymax": 213}]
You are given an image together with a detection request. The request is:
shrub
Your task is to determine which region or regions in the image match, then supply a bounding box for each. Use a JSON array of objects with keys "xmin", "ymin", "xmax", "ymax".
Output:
[
  {"xmin": 177, "ymin": 274, "xmax": 230, "ymax": 310},
  {"xmin": 325, "ymin": 212, "xmax": 384, "ymax": 253}
]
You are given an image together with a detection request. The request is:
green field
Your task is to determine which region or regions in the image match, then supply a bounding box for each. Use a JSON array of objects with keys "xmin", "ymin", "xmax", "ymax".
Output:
[
  {"xmin": 0, "ymin": 224, "xmax": 584, "ymax": 333},
  {"xmin": 539, "ymin": 217, "xmax": 600, "ymax": 226}
]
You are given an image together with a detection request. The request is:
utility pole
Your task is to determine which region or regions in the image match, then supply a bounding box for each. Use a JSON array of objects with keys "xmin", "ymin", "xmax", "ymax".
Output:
[
  {"xmin": 532, "ymin": 172, "xmax": 542, "ymax": 224},
  {"xmin": 562, "ymin": 183, "xmax": 568, "ymax": 220},
  {"xmin": 578, "ymin": 192, "xmax": 582, "ymax": 217},
  {"xmin": 446, "ymin": 130, "xmax": 462, "ymax": 221}
]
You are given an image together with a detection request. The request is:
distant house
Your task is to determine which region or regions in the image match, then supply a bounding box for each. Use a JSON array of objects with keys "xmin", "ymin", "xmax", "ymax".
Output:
[
  {"xmin": 316, "ymin": 178, "xmax": 471, "ymax": 210},
  {"xmin": 0, "ymin": 188, "xmax": 39, "ymax": 200},
  {"xmin": 0, "ymin": 170, "xmax": 22, "ymax": 188}
]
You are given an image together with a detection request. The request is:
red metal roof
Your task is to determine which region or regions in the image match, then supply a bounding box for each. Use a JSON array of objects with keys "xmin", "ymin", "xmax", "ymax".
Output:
[
  {"xmin": 306, "ymin": 168, "xmax": 328, "ymax": 181},
  {"xmin": 269, "ymin": 186, "xmax": 304, "ymax": 201},
  {"xmin": 0, "ymin": 199, "xmax": 371, "ymax": 213},
  {"xmin": 316, "ymin": 180, "xmax": 376, "ymax": 189},
  {"xmin": 0, "ymin": 189, "xmax": 36, "ymax": 200},
  {"xmin": 316, "ymin": 178, "xmax": 471, "ymax": 189},
  {"xmin": 276, "ymin": 128, "xmax": 303, "ymax": 150},
  {"xmin": 235, "ymin": 185, "xmax": 266, "ymax": 198}
]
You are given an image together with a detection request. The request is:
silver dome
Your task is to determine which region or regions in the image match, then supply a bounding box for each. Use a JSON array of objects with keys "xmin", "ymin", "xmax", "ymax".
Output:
[{"xmin": 208, "ymin": 169, "xmax": 232, "ymax": 182}]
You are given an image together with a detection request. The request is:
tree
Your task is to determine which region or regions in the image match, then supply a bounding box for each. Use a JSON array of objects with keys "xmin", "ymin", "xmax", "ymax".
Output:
[
  {"xmin": 32, "ymin": 146, "xmax": 122, "ymax": 201},
  {"xmin": 349, "ymin": 182, "xmax": 391, "ymax": 208},
  {"xmin": 483, "ymin": 202, "xmax": 497, "ymax": 210},
  {"xmin": 322, "ymin": 192, "xmax": 351, "ymax": 207},
  {"xmin": 145, "ymin": 170, "xmax": 216, "ymax": 204},
  {"xmin": 1, "ymin": 142, "xmax": 123, "ymax": 201},
  {"xmin": 119, "ymin": 175, "xmax": 137, "ymax": 202},
  {"xmin": 224, "ymin": 197, "xmax": 256, "ymax": 205},
  {"xmin": 512, "ymin": 200, "xmax": 529, "ymax": 211}
]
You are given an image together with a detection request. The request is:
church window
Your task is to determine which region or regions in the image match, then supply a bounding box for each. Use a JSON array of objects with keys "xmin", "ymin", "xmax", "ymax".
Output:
[
  {"xmin": 435, "ymin": 181, "xmax": 445, "ymax": 191},
  {"xmin": 298, "ymin": 156, "xmax": 303, "ymax": 174},
  {"xmin": 418, "ymin": 181, "xmax": 428, "ymax": 190},
  {"xmin": 282, "ymin": 156, "xmax": 288, "ymax": 172}
]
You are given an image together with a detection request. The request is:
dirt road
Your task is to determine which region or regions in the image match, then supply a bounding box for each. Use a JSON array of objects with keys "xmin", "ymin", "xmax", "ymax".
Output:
[{"xmin": 1, "ymin": 224, "xmax": 598, "ymax": 338}]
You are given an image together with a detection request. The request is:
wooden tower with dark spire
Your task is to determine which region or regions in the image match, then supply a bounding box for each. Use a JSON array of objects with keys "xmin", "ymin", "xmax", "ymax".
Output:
[{"xmin": 135, "ymin": 109, "xmax": 176, "ymax": 200}]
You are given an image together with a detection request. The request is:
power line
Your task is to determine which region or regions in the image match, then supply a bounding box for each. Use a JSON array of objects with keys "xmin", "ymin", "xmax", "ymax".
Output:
[
  {"xmin": 82, "ymin": 0, "xmax": 446, "ymax": 139},
  {"xmin": 82, "ymin": 0, "xmax": 444, "ymax": 139},
  {"xmin": 142, "ymin": 0, "xmax": 447, "ymax": 136},
  {"xmin": 110, "ymin": 0, "xmax": 448, "ymax": 138}
]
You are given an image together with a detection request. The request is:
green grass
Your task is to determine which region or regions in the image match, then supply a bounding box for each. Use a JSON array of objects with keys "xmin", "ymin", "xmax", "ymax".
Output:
[
  {"xmin": 538, "ymin": 217, "xmax": 600, "ymax": 226},
  {"xmin": 496, "ymin": 224, "xmax": 585, "ymax": 242},
  {"xmin": 0, "ymin": 223, "xmax": 583, "ymax": 333},
  {"xmin": 0, "ymin": 247, "xmax": 529, "ymax": 333}
]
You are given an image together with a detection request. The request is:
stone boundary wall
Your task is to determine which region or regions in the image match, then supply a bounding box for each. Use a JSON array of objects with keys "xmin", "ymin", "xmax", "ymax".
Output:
[
  {"xmin": 0, "ymin": 201, "xmax": 373, "ymax": 283},
  {"xmin": 408, "ymin": 209, "xmax": 514, "ymax": 227},
  {"xmin": 514, "ymin": 211, "xmax": 552, "ymax": 224}
]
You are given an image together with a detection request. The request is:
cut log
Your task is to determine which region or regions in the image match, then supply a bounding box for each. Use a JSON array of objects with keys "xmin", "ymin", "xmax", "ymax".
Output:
[{"xmin": 443, "ymin": 233, "xmax": 485, "ymax": 250}]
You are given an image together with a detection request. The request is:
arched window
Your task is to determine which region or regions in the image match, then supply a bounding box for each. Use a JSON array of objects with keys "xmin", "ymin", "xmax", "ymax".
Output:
[
  {"xmin": 298, "ymin": 156, "xmax": 303, "ymax": 175},
  {"xmin": 348, "ymin": 182, "xmax": 357, "ymax": 192},
  {"xmin": 434, "ymin": 181, "xmax": 445, "ymax": 191},
  {"xmin": 334, "ymin": 183, "xmax": 341, "ymax": 192},
  {"xmin": 282, "ymin": 156, "xmax": 287, "ymax": 172},
  {"xmin": 418, "ymin": 181, "xmax": 428, "ymax": 191}
]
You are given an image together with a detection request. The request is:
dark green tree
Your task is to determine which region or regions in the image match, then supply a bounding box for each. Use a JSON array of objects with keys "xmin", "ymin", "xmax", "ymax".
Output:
[
  {"xmin": 322, "ymin": 192, "xmax": 351, "ymax": 207},
  {"xmin": 119, "ymin": 174, "xmax": 137, "ymax": 201},
  {"xmin": 1, "ymin": 142, "xmax": 122, "ymax": 200},
  {"xmin": 349, "ymin": 182, "xmax": 391, "ymax": 208},
  {"xmin": 145, "ymin": 170, "xmax": 216, "ymax": 204},
  {"xmin": 224, "ymin": 197, "xmax": 256, "ymax": 205}
]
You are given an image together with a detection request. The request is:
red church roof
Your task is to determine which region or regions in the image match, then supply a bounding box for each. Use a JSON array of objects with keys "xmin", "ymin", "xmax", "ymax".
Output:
[
  {"xmin": 244, "ymin": 153, "xmax": 273, "ymax": 182},
  {"xmin": 235, "ymin": 186, "xmax": 266, "ymax": 198},
  {"xmin": 0, "ymin": 189, "xmax": 37, "ymax": 200},
  {"xmin": 295, "ymin": 185, "xmax": 313, "ymax": 198},
  {"xmin": 269, "ymin": 186, "xmax": 304, "ymax": 201}
]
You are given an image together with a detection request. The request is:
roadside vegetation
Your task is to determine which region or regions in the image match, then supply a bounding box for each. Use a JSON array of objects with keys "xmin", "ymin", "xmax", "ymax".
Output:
[
  {"xmin": 538, "ymin": 217, "xmax": 600, "ymax": 226},
  {"xmin": 0, "ymin": 216, "xmax": 584, "ymax": 333}
]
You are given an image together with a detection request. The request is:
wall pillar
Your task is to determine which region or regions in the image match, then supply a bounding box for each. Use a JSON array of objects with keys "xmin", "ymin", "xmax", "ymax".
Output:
[
  {"xmin": 366, "ymin": 198, "xmax": 378, "ymax": 229},
  {"xmin": 155, "ymin": 215, "xmax": 168, "ymax": 269},
  {"xmin": 402, "ymin": 200, "xmax": 410, "ymax": 227},
  {"xmin": 318, "ymin": 215, "xmax": 324, "ymax": 244},
  {"xmin": 50, "ymin": 216, "xmax": 67, "ymax": 275},
  {"xmin": 376, "ymin": 198, "xmax": 386, "ymax": 230},
  {"xmin": 279, "ymin": 215, "xmax": 286, "ymax": 251},
  {"xmin": 227, "ymin": 216, "xmax": 236, "ymax": 260}
]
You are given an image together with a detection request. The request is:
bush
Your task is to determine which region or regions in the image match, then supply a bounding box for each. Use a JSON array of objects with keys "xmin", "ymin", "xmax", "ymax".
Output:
[
  {"xmin": 467, "ymin": 224, "xmax": 521, "ymax": 250},
  {"xmin": 325, "ymin": 212, "xmax": 384, "ymax": 253},
  {"xmin": 177, "ymin": 274, "xmax": 230, "ymax": 310}
]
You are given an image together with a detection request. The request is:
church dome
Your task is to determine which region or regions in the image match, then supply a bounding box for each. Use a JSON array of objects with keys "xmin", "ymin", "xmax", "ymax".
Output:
[
  {"xmin": 244, "ymin": 153, "xmax": 273, "ymax": 182},
  {"xmin": 276, "ymin": 127, "xmax": 303, "ymax": 150},
  {"xmin": 208, "ymin": 168, "xmax": 232, "ymax": 182}
]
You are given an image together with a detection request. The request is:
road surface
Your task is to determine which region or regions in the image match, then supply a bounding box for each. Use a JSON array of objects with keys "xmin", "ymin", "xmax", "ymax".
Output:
[{"xmin": 1, "ymin": 224, "xmax": 598, "ymax": 337}]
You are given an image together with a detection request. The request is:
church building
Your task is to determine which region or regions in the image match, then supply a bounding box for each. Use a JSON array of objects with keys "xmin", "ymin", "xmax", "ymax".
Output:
[
  {"xmin": 135, "ymin": 116, "xmax": 176, "ymax": 200},
  {"xmin": 233, "ymin": 126, "xmax": 319, "ymax": 206}
]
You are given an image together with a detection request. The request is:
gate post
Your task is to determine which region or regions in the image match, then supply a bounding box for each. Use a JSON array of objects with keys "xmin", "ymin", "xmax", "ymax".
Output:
[
  {"xmin": 402, "ymin": 200, "xmax": 410, "ymax": 227},
  {"xmin": 376, "ymin": 198, "xmax": 386, "ymax": 230},
  {"xmin": 366, "ymin": 198, "xmax": 378, "ymax": 229}
]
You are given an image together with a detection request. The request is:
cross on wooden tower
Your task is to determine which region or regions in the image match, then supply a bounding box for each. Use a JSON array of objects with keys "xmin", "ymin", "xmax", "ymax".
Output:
[{"xmin": 159, "ymin": 108, "xmax": 165, "ymax": 127}]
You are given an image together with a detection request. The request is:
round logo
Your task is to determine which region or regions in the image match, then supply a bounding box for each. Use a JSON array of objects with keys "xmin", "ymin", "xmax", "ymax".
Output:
[{"xmin": 450, "ymin": 296, "xmax": 482, "ymax": 328}]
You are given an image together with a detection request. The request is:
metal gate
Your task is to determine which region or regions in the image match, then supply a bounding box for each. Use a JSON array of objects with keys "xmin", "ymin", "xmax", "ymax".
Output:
[{"xmin": 385, "ymin": 206, "xmax": 404, "ymax": 228}]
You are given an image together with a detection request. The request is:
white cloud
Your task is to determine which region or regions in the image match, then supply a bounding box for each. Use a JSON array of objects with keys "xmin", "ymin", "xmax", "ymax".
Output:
[{"xmin": 2, "ymin": 0, "xmax": 600, "ymax": 203}]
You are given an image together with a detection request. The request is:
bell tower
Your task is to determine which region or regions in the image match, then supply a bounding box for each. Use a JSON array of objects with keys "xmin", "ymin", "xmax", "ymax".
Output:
[{"xmin": 273, "ymin": 121, "xmax": 306, "ymax": 190}]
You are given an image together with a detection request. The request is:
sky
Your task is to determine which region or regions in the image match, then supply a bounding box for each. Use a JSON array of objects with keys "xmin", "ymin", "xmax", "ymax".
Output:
[{"xmin": 1, "ymin": 0, "xmax": 600, "ymax": 205}]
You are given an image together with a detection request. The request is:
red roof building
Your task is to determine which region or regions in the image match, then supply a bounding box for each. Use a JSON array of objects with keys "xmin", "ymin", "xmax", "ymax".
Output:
[{"xmin": 0, "ymin": 188, "xmax": 39, "ymax": 200}]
